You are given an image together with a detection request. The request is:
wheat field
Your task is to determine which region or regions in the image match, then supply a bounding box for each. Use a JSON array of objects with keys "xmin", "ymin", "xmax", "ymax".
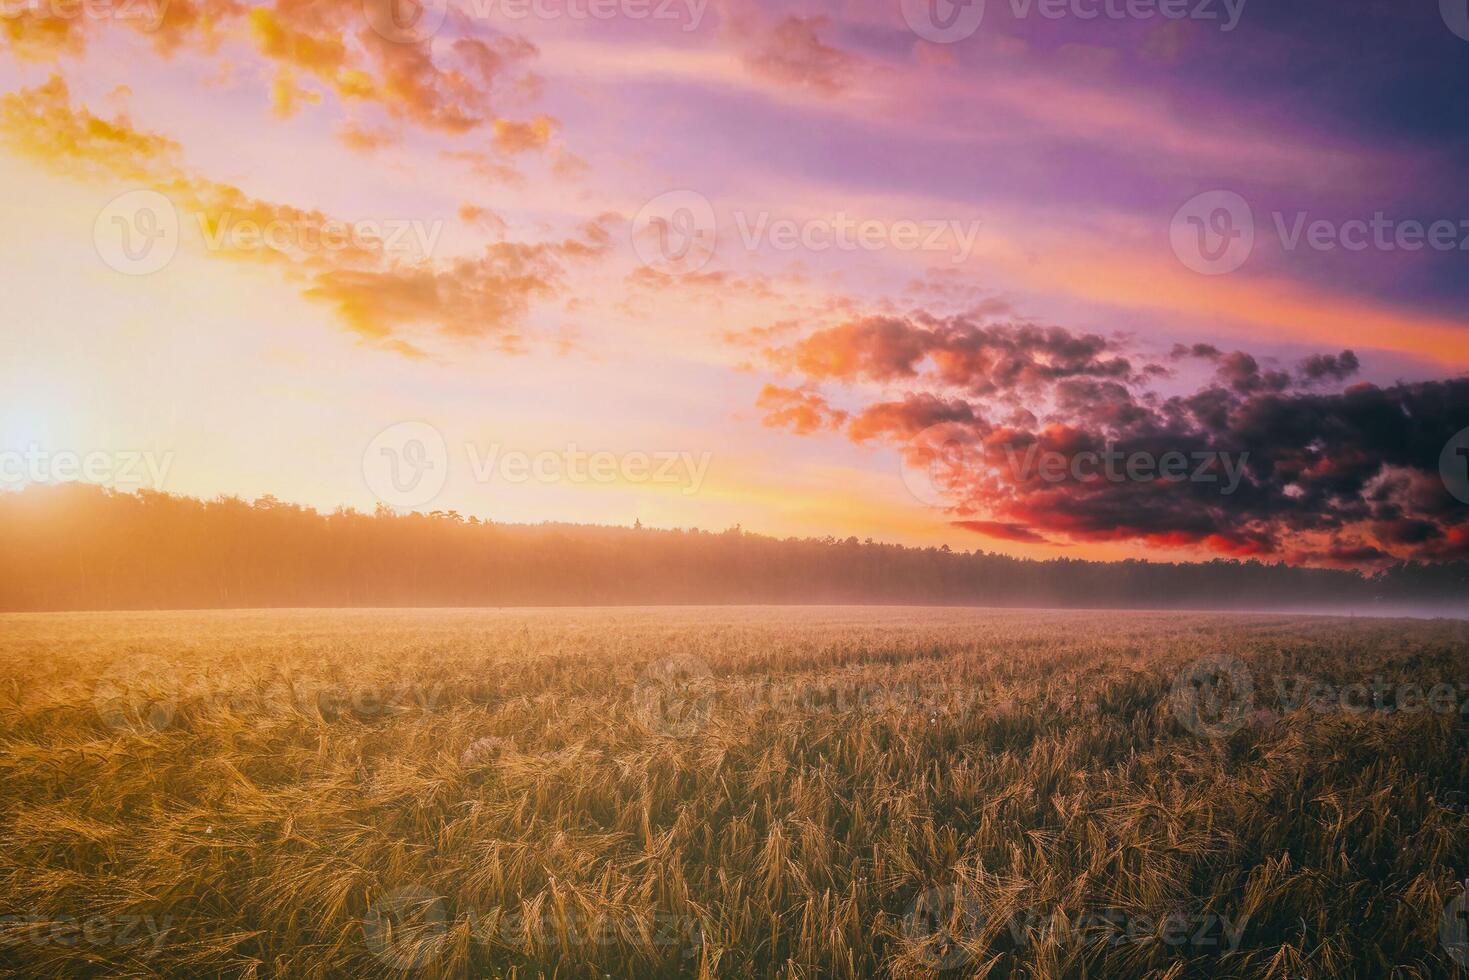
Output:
[{"xmin": 1, "ymin": 607, "xmax": 1467, "ymax": 978}]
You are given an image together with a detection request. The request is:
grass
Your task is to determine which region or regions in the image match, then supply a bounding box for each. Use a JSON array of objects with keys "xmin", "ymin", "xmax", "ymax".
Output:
[{"xmin": 1, "ymin": 606, "xmax": 1467, "ymax": 978}]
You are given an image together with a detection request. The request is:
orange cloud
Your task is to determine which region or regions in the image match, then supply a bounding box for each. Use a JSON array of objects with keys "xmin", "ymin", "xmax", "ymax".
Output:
[
  {"xmin": 336, "ymin": 120, "xmax": 398, "ymax": 152},
  {"xmin": 304, "ymin": 233, "xmax": 609, "ymax": 352},
  {"xmin": 0, "ymin": 75, "xmax": 181, "ymax": 181},
  {"xmin": 4, "ymin": 0, "xmax": 552, "ymax": 149},
  {"xmin": 720, "ymin": 0, "xmax": 860, "ymax": 96},
  {"xmin": 458, "ymin": 203, "xmax": 507, "ymax": 234},
  {"xmin": 756, "ymin": 384, "xmax": 848, "ymax": 434},
  {"xmin": 442, "ymin": 148, "xmax": 522, "ymax": 184},
  {"xmin": 737, "ymin": 15, "xmax": 856, "ymax": 95},
  {"xmin": 0, "ymin": 7, "xmax": 88, "ymax": 59},
  {"xmin": 0, "ymin": 77, "xmax": 611, "ymax": 356},
  {"xmin": 492, "ymin": 114, "xmax": 557, "ymax": 155}
]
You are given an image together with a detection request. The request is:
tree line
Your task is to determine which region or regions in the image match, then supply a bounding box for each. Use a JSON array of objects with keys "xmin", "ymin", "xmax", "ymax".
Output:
[{"xmin": 2, "ymin": 483, "xmax": 1466, "ymax": 613}]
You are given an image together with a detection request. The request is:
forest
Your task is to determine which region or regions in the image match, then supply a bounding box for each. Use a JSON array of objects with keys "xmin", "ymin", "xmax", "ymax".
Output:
[{"xmin": 2, "ymin": 483, "xmax": 1465, "ymax": 612}]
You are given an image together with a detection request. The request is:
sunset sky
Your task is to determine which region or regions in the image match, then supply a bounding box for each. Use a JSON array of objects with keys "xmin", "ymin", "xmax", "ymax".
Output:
[{"xmin": 2, "ymin": 0, "xmax": 1467, "ymax": 565}]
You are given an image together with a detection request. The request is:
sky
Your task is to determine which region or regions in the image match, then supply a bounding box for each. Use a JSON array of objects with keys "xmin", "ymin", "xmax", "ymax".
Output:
[{"xmin": 1, "ymin": 0, "xmax": 1467, "ymax": 567}]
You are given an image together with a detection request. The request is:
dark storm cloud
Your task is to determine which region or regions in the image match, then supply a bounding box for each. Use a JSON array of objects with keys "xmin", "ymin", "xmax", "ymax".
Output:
[
  {"xmin": 780, "ymin": 315, "xmax": 1136, "ymax": 396},
  {"xmin": 760, "ymin": 309, "xmax": 1469, "ymax": 565}
]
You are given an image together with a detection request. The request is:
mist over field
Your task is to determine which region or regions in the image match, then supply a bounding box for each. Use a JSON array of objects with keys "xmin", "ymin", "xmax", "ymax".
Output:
[{"xmin": 4, "ymin": 485, "xmax": 1468, "ymax": 616}]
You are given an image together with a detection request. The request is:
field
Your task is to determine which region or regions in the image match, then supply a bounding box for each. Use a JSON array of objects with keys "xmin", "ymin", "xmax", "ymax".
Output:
[{"xmin": 2, "ymin": 607, "xmax": 1468, "ymax": 978}]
